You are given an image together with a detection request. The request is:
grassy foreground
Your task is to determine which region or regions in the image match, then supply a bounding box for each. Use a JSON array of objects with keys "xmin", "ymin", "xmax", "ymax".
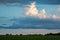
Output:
[{"xmin": 0, "ymin": 34, "xmax": 60, "ymax": 40}]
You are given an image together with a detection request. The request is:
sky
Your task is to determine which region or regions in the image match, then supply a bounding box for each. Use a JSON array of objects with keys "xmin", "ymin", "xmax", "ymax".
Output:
[
  {"xmin": 0, "ymin": 0, "xmax": 60, "ymax": 34},
  {"xmin": 0, "ymin": 0, "xmax": 60, "ymax": 18}
]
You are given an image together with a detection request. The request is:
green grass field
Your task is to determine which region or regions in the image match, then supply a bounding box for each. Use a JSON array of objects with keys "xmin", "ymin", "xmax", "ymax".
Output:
[{"xmin": 0, "ymin": 34, "xmax": 60, "ymax": 40}]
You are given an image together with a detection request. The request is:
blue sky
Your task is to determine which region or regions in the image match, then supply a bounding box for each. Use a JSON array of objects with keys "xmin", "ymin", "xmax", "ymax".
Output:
[{"xmin": 0, "ymin": 5, "xmax": 25, "ymax": 18}]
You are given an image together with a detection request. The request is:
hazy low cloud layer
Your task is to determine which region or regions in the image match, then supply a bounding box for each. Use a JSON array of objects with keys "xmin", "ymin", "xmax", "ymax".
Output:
[{"xmin": 0, "ymin": 29, "xmax": 60, "ymax": 35}]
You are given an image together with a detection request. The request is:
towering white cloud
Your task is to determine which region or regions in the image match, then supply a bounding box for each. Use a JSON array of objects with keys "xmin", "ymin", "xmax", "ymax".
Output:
[
  {"xmin": 25, "ymin": 2, "xmax": 38, "ymax": 16},
  {"xmin": 50, "ymin": 13, "xmax": 57, "ymax": 19},
  {"xmin": 58, "ymin": 5, "xmax": 60, "ymax": 11},
  {"xmin": 25, "ymin": 2, "xmax": 46, "ymax": 19},
  {"xmin": 50, "ymin": 12, "xmax": 60, "ymax": 19},
  {"xmin": 38, "ymin": 9, "xmax": 46, "ymax": 19}
]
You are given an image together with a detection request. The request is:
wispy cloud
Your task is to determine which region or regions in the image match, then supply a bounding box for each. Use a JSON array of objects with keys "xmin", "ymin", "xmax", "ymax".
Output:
[{"xmin": 0, "ymin": 0, "xmax": 60, "ymax": 5}]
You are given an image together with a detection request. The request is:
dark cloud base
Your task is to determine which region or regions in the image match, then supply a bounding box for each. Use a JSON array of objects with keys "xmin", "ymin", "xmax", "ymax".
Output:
[{"xmin": 0, "ymin": 17, "xmax": 60, "ymax": 29}]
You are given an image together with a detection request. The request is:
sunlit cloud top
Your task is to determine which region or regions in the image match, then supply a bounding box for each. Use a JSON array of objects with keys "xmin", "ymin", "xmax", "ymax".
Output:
[{"xmin": 25, "ymin": 2, "xmax": 38, "ymax": 16}]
